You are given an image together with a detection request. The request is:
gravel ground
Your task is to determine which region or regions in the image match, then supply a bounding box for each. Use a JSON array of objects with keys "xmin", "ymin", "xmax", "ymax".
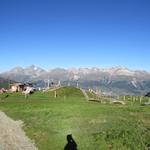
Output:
[{"xmin": 0, "ymin": 111, "xmax": 37, "ymax": 150}]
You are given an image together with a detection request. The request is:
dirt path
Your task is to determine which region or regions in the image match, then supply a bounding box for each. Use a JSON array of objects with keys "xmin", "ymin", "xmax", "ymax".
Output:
[
  {"xmin": 80, "ymin": 88, "xmax": 89, "ymax": 101},
  {"xmin": 0, "ymin": 111, "xmax": 37, "ymax": 150}
]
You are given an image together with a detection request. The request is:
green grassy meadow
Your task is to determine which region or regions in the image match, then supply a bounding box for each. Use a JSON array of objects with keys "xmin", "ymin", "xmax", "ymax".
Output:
[{"xmin": 0, "ymin": 87, "xmax": 150, "ymax": 150}]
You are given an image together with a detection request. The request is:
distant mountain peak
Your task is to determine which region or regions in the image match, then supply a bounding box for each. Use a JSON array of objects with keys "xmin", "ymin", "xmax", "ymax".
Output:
[
  {"xmin": 102, "ymin": 66, "xmax": 134, "ymax": 76},
  {"xmin": 24, "ymin": 65, "xmax": 46, "ymax": 76},
  {"xmin": 26, "ymin": 65, "xmax": 41, "ymax": 70},
  {"xmin": 9, "ymin": 66, "xmax": 24, "ymax": 73},
  {"xmin": 26, "ymin": 65, "xmax": 36, "ymax": 68}
]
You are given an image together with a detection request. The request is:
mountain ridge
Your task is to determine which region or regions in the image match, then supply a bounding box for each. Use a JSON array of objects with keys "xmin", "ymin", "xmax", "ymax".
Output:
[
  {"xmin": 1, "ymin": 65, "xmax": 150, "ymax": 95},
  {"xmin": 2, "ymin": 65, "xmax": 150, "ymax": 75}
]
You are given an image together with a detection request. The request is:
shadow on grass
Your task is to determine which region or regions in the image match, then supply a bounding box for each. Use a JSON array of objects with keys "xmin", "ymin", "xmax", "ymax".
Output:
[{"xmin": 64, "ymin": 134, "xmax": 78, "ymax": 150}]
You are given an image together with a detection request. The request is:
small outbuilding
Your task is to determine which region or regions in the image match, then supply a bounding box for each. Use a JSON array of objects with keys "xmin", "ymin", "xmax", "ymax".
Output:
[{"xmin": 9, "ymin": 83, "xmax": 25, "ymax": 92}]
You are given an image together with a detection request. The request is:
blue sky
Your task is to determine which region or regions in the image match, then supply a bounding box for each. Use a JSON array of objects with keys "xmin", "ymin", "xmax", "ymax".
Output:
[{"xmin": 0, "ymin": 0, "xmax": 150, "ymax": 72}]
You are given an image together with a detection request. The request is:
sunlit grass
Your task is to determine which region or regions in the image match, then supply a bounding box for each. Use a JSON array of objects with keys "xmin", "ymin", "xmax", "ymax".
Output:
[{"xmin": 0, "ymin": 87, "xmax": 150, "ymax": 150}]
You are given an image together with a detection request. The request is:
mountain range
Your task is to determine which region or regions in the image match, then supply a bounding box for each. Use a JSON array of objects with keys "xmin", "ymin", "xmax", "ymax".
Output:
[{"xmin": 1, "ymin": 65, "xmax": 150, "ymax": 96}]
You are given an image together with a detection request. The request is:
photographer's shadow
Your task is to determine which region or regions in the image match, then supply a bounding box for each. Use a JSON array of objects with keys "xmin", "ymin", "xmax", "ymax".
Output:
[{"xmin": 64, "ymin": 134, "xmax": 78, "ymax": 150}]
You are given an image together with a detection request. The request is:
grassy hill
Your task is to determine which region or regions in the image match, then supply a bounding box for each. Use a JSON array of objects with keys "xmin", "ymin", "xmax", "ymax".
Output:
[
  {"xmin": 54, "ymin": 86, "xmax": 84, "ymax": 98},
  {"xmin": 0, "ymin": 86, "xmax": 150, "ymax": 150}
]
